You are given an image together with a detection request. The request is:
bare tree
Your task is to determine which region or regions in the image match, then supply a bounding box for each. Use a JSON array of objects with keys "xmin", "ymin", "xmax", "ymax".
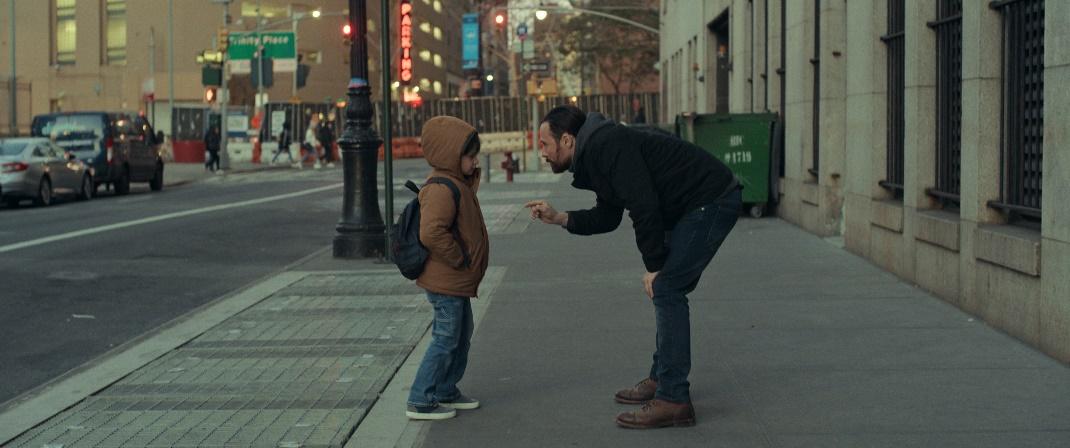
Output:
[{"xmin": 554, "ymin": 0, "xmax": 658, "ymax": 95}]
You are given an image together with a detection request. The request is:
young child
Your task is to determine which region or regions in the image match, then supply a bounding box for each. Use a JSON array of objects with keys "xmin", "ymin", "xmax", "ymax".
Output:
[{"xmin": 406, "ymin": 116, "xmax": 489, "ymax": 420}]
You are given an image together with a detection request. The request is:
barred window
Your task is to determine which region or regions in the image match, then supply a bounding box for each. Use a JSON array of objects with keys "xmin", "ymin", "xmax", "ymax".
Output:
[
  {"xmin": 809, "ymin": 0, "xmax": 820, "ymax": 177},
  {"xmin": 105, "ymin": 0, "xmax": 127, "ymax": 65},
  {"xmin": 927, "ymin": 0, "xmax": 962, "ymax": 207},
  {"xmin": 55, "ymin": 0, "xmax": 76, "ymax": 66},
  {"xmin": 880, "ymin": 0, "xmax": 905, "ymax": 198},
  {"xmin": 989, "ymin": 0, "xmax": 1044, "ymax": 222}
]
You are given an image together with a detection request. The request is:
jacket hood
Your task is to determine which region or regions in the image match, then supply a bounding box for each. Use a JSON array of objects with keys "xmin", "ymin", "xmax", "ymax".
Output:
[
  {"xmin": 422, "ymin": 116, "xmax": 478, "ymax": 178},
  {"xmin": 571, "ymin": 111, "xmax": 612, "ymax": 173}
]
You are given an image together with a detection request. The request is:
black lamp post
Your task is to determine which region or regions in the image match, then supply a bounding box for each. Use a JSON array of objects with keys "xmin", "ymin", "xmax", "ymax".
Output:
[{"xmin": 334, "ymin": 0, "xmax": 385, "ymax": 258}]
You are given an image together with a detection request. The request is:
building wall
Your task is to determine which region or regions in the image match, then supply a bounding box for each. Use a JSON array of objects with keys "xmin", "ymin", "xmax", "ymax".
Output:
[
  {"xmin": 0, "ymin": 0, "xmax": 463, "ymax": 135},
  {"xmin": 661, "ymin": 0, "xmax": 1070, "ymax": 364}
]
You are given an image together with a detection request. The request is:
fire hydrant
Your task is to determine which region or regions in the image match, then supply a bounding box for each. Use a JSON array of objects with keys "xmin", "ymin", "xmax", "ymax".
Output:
[{"xmin": 500, "ymin": 151, "xmax": 519, "ymax": 182}]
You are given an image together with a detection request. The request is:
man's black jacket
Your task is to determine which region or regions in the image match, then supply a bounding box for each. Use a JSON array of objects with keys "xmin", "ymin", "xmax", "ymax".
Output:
[{"xmin": 565, "ymin": 113, "xmax": 737, "ymax": 272}]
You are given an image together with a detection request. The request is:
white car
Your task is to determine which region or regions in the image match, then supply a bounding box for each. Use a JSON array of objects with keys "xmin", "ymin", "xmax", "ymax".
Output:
[{"xmin": 1, "ymin": 137, "xmax": 93, "ymax": 207}]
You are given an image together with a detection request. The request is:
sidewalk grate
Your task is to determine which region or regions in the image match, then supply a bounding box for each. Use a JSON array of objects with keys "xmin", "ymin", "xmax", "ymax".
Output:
[{"xmin": 7, "ymin": 272, "xmax": 431, "ymax": 448}]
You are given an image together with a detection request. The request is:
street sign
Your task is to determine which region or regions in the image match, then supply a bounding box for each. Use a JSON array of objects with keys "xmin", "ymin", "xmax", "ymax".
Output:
[
  {"xmin": 227, "ymin": 32, "xmax": 295, "ymax": 60},
  {"xmin": 462, "ymin": 13, "xmax": 480, "ymax": 71},
  {"xmin": 522, "ymin": 39, "xmax": 535, "ymax": 60},
  {"xmin": 522, "ymin": 61, "xmax": 550, "ymax": 73},
  {"xmin": 517, "ymin": 24, "xmax": 528, "ymax": 41}
]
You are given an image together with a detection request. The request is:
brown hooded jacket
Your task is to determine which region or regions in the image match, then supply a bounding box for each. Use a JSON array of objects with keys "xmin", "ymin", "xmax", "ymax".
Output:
[{"xmin": 415, "ymin": 116, "xmax": 490, "ymax": 298}]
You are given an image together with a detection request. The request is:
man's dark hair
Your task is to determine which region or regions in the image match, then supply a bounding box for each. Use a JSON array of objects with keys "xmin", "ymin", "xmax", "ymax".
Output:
[{"xmin": 541, "ymin": 105, "xmax": 586, "ymax": 141}]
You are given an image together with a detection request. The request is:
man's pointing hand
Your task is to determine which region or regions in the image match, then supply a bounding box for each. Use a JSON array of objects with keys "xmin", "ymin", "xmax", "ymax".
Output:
[{"xmin": 524, "ymin": 200, "xmax": 568, "ymax": 227}]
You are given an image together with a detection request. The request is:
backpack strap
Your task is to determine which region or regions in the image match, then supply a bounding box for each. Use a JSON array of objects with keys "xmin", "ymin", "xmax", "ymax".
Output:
[{"xmin": 425, "ymin": 177, "xmax": 470, "ymax": 268}]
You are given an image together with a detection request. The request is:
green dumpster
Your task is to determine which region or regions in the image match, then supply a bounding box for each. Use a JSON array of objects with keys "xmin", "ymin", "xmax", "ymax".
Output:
[{"xmin": 678, "ymin": 113, "xmax": 779, "ymax": 218}]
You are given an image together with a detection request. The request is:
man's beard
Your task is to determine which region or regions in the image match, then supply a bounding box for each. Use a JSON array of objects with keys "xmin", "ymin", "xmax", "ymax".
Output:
[{"xmin": 549, "ymin": 160, "xmax": 568, "ymax": 174}]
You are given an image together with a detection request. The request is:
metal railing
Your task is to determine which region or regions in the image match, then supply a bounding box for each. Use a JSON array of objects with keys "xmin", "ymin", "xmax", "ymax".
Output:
[
  {"xmin": 256, "ymin": 93, "xmax": 659, "ymax": 144},
  {"xmin": 989, "ymin": 0, "xmax": 1044, "ymax": 221},
  {"xmin": 927, "ymin": 0, "xmax": 963, "ymax": 207},
  {"xmin": 879, "ymin": 0, "xmax": 906, "ymax": 198}
]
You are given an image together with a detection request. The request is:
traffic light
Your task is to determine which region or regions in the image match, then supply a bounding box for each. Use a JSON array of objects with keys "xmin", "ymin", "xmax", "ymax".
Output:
[
  {"xmin": 201, "ymin": 65, "xmax": 222, "ymax": 86},
  {"xmin": 342, "ymin": 23, "xmax": 353, "ymax": 45},
  {"xmin": 218, "ymin": 28, "xmax": 229, "ymax": 53},
  {"xmin": 296, "ymin": 64, "xmax": 311, "ymax": 89},
  {"xmin": 251, "ymin": 57, "xmax": 274, "ymax": 88},
  {"xmin": 204, "ymin": 87, "xmax": 217, "ymax": 103},
  {"xmin": 494, "ymin": 13, "xmax": 506, "ymax": 30}
]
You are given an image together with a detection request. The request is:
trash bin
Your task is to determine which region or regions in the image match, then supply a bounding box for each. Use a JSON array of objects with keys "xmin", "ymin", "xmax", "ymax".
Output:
[{"xmin": 678, "ymin": 113, "xmax": 779, "ymax": 218}]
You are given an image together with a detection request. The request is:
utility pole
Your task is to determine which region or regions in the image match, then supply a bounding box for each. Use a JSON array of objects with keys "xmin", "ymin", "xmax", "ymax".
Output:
[
  {"xmin": 149, "ymin": 28, "xmax": 156, "ymax": 128},
  {"xmin": 256, "ymin": 0, "xmax": 264, "ymax": 108},
  {"xmin": 9, "ymin": 0, "xmax": 16, "ymax": 136},
  {"xmin": 215, "ymin": 0, "xmax": 232, "ymax": 170},
  {"xmin": 381, "ymin": 0, "xmax": 394, "ymax": 258},
  {"xmin": 168, "ymin": 0, "xmax": 174, "ymax": 134},
  {"xmin": 291, "ymin": 13, "xmax": 300, "ymax": 99}
]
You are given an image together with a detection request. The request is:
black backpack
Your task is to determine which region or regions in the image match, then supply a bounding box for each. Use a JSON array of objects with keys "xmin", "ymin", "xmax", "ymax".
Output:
[{"xmin": 392, "ymin": 177, "xmax": 469, "ymax": 280}]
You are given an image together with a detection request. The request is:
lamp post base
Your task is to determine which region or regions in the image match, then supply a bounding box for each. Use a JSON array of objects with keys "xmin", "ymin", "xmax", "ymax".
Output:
[{"xmin": 333, "ymin": 226, "xmax": 386, "ymax": 259}]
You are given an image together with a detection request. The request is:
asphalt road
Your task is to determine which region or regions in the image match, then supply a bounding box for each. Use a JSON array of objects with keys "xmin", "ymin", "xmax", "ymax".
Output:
[{"xmin": 0, "ymin": 160, "xmax": 429, "ymax": 407}]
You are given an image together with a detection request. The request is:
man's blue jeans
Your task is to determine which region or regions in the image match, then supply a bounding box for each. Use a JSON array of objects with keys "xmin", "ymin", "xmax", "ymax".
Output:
[
  {"xmin": 407, "ymin": 292, "xmax": 474, "ymax": 407},
  {"xmin": 648, "ymin": 188, "xmax": 741, "ymax": 403}
]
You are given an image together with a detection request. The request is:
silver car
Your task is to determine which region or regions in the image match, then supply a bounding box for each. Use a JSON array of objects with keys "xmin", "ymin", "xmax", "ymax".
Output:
[{"xmin": 1, "ymin": 137, "xmax": 93, "ymax": 207}]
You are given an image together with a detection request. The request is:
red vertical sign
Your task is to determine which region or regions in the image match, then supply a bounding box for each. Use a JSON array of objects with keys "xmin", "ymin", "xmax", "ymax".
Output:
[{"xmin": 399, "ymin": 0, "xmax": 413, "ymax": 85}]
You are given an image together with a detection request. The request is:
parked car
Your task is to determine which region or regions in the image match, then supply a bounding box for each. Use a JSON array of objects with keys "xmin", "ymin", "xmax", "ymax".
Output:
[
  {"xmin": 1, "ymin": 137, "xmax": 93, "ymax": 207},
  {"xmin": 30, "ymin": 112, "xmax": 164, "ymax": 195}
]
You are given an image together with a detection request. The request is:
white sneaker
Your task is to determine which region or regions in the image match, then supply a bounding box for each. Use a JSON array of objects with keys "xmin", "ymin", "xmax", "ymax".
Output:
[
  {"xmin": 439, "ymin": 395, "xmax": 480, "ymax": 410},
  {"xmin": 293, "ymin": 163, "xmax": 302, "ymax": 169},
  {"xmin": 406, "ymin": 404, "xmax": 457, "ymax": 420}
]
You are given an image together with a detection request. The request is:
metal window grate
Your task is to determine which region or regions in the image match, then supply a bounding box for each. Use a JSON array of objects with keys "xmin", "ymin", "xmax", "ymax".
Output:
[
  {"xmin": 990, "ymin": 0, "xmax": 1044, "ymax": 220},
  {"xmin": 927, "ymin": 0, "xmax": 963, "ymax": 206},
  {"xmin": 880, "ymin": 0, "xmax": 905, "ymax": 197},
  {"xmin": 809, "ymin": 0, "xmax": 820, "ymax": 177}
]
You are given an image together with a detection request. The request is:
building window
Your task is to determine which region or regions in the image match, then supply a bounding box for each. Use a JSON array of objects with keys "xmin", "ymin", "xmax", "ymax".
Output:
[
  {"xmin": 433, "ymin": 26, "xmax": 443, "ymax": 41},
  {"xmin": 433, "ymin": 0, "xmax": 442, "ymax": 13},
  {"xmin": 433, "ymin": 53, "xmax": 442, "ymax": 67},
  {"xmin": 990, "ymin": 0, "xmax": 1044, "ymax": 222},
  {"xmin": 420, "ymin": 22, "xmax": 431, "ymax": 34},
  {"xmin": 105, "ymin": 0, "xmax": 127, "ymax": 65},
  {"xmin": 927, "ymin": 0, "xmax": 962, "ymax": 207},
  {"xmin": 809, "ymin": 0, "xmax": 820, "ymax": 177},
  {"xmin": 419, "ymin": 50, "xmax": 431, "ymax": 62},
  {"xmin": 367, "ymin": 19, "xmax": 377, "ymax": 33},
  {"xmin": 420, "ymin": 78, "xmax": 431, "ymax": 90},
  {"xmin": 433, "ymin": 81, "xmax": 442, "ymax": 95},
  {"xmin": 55, "ymin": 0, "xmax": 77, "ymax": 66},
  {"xmin": 880, "ymin": 0, "xmax": 905, "ymax": 198}
]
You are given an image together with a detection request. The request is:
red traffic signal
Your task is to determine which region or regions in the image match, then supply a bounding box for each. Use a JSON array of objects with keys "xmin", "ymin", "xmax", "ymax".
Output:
[
  {"xmin": 204, "ymin": 87, "xmax": 217, "ymax": 103},
  {"xmin": 494, "ymin": 13, "xmax": 506, "ymax": 28},
  {"xmin": 342, "ymin": 23, "xmax": 353, "ymax": 45}
]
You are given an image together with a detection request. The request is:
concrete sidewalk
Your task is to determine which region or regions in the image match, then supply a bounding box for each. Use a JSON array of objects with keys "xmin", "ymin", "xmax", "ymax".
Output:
[
  {"xmin": 163, "ymin": 162, "xmax": 290, "ymax": 188},
  {"xmin": 3, "ymin": 172, "xmax": 1069, "ymax": 447}
]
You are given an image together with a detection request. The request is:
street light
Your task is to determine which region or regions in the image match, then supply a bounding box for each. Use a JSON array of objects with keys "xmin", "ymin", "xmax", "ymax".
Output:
[
  {"xmin": 311, "ymin": 9, "xmax": 322, "ymax": 18},
  {"xmin": 486, "ymin": 74, "xmax": 494, "ymax": 82},
  {"xmin": 535, "ymin": 9, "xmax": 548, "ymax": 20},
  {"xmin": 333, "ymin": 0, "xmax": 385, "ymax": 259}
]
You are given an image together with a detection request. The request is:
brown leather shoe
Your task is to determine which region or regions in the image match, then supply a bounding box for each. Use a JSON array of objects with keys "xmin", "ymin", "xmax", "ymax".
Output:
[
  {"xmin": 614, "ymin": 378, "xmax": 657, "ymax": 404},
  {"xmin": 615, "ymin": 398, "xmax": 696, "ymax": 429}
]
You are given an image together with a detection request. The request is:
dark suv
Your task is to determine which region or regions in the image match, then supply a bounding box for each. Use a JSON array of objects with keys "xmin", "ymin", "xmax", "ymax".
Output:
[{"xmin": 31, "ymin": 112, "xmax": 164, "ymax": 195}]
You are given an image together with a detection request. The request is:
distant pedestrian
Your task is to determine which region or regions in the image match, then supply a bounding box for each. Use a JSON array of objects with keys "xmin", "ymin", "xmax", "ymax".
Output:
[
  {"xmin": 272, "ymin": 120, "xmax": 294, "ymax": 165},
  {"xmin": 316, "ymin": 118, "xmax": 336, "ymax": 167},
  {"xmin": 203, "ymin": 124, "xmax": 221, "ymax": 172},
  {"xmin": 631, "ymin": 98, "xmax": 647, "ymax": 124},
  {"xmin": 525, "ymin": 105, "xmax": 741, "ymax": 429},
  {"xmin": 406, "ymin": 116, "xmax": 489, "ymax": 421},
  {"xmin": 301, "ymin": 117, "xmax": 321, "ymax": 169}
]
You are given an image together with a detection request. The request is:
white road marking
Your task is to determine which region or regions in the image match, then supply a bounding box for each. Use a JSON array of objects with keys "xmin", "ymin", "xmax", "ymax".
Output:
[
  {"xmin": 71, "ymin": 314, "xmax": 96, "ymax": 319},
  {"xmin": 0, "ymin": 183, "xmax": 342, "ymax": 254}
]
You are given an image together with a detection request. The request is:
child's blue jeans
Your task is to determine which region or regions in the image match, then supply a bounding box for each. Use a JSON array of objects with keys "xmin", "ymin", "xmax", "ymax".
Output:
[{"xmin": 407, "ymin": 292, "xmax": 473, "ymax": 407}]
